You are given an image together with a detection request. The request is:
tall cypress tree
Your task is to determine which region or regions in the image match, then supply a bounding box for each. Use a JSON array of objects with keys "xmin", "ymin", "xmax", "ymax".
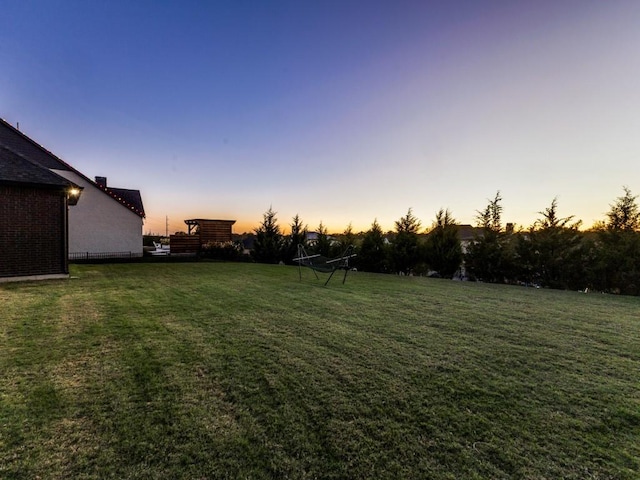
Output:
[
  {"xmin": 424, "ymin": 208, "xmax": 462, "ymax": 278},
  {"xmin": 606, "ymin": 186, "xmax": 640, "ymax": 231},
  {"xmin": 465, "ymin": 192, "xmax": 513, "ymax": 282},
  {"xmin": 391, "ymin": 208, "xmax": 422, "ymax": 274},
  {"xmin": 252, "ymin": 207, "xmax": 283, "ymax": 264},
  {"xmin": 517, "ymin": 198, "xmax": 585, "ymax": 289},
  {"xmin": 358, "ymin": 219, "xmax": 387, "ymax": 273},
  {"xmin": 592, "ymin": 187, "xmax": 640, "ymax": 294},
  {"xmin": 313, "ymin": 221, "xmax": 331, "ymax": 257},
  {"xmin": 282, "ymin": 214, "xmax": 307, "ymax": 264}
]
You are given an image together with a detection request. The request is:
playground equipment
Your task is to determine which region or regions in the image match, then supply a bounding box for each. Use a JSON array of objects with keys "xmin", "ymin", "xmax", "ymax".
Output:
[{"xmin": 293, "ymin": 244, "xmax": 357, "ymax": 286}]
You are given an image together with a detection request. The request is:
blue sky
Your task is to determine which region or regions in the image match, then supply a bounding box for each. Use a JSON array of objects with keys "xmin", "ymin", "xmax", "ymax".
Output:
[{"xmin": 2, "ymin": 1, "xmax": 639, "ymax": 234}]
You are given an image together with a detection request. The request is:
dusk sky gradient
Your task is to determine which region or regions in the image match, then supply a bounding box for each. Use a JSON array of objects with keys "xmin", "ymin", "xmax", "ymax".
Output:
[{"xmin": 2, "ymin": 1, "xmax": 639, "ymax": 234}]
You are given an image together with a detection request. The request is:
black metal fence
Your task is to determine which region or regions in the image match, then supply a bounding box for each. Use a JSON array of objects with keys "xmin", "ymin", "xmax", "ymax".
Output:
[{"xmin": 69, "ymin": 251, "xmax": 142, "ymax": 261}]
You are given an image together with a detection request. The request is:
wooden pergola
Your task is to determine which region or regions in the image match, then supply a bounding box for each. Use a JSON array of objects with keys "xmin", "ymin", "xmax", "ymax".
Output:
[{"xmin": 170, "ymin": 219, "xmax": 236, "ymax": 254}]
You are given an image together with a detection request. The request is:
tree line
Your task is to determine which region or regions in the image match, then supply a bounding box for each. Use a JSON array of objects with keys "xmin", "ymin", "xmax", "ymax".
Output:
[{"xmin": 248, "ymin": 188, "xmax": 640, "ymax": 296}]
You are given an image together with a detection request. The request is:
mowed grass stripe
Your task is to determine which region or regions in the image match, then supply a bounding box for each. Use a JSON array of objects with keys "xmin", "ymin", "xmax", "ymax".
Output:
[{"xmin": 0, "ymin": 262, "xmax": 638, "ymax": 479}]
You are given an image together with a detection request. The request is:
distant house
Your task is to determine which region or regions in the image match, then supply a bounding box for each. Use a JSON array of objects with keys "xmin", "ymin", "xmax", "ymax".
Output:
[
  {"xmin": 0, "ymin": 146, "xmax": 80, "ymax": 281},
  {"xmin": 457, "ymin": 224, "xmax": 481, "ymax": 254},
  {"xmin": 305, "ymin": 231, "xmax": 338, "ymax": 246},
  {"xmin": 456, "ymin": 223, "xmax": 514, "ymax": 253},
  {"xmin": 0, "ymin": 119, "xmax": 145, "ymax": 259},
  {"xmin": 240, "ymin": 235, "xmax": 255, "ymax": 256}
]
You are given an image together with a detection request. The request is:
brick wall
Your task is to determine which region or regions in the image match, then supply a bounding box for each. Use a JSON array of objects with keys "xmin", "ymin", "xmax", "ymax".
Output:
[{"xmin": 0, "ymin": 185, "xmax": 68, "ymax": 277}]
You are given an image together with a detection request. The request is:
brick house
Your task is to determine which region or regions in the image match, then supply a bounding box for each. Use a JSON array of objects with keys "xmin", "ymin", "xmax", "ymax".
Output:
[
  {"xmin": 0, "ymin": 146, "xmax": 80, "ymax": 281},
  {"xmin": 0, "ymin": 118, "xmax": 145, "ymax": 259}
]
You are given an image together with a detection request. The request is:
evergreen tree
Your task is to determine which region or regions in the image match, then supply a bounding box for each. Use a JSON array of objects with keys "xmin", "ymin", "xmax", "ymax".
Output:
[
  {"xmin": 516, "ymin": 198, "xmax": 585, "ymax": 289},
  {"xmin": 331, "ymin": 223, "xmax": 357, "ymax": 257},
  {"xmin": 313, "ymin": 221, "xmax": 331, "ymax": 257},
  {"xmin": 424, "ymin": 209, "xmax": 462, "ymax": 278},
  {"xmin": 358, "ymin": 219, "xmax": 387, "ymax": 273},
  {"xmin": 591, "ymin": 187, "xmax": 640, "ymax": 294},
  {"xmin": 341, "ymin": 223, "xmax": 356, "ymax": 247},
  {"xmin": 477, "ymin": 190, "xmax": 503, "ymax": 232},
  {"xmin": 251, "ymin": 207, "xmax": 284, "ymax": 264},
  {"xmin": 282, "ymin": 214, "xmax": 307, "ymax": 264},
  {"xmin": 391, "ymin": 208, "xmax": 422, "ymax": 274},
  {"xmin": 465, "ymin": 192, "xmax": 513, "ymax": 282},
  {"xmin": 606, "ymin": 186, "xmax": 640, "ymax": 231}
]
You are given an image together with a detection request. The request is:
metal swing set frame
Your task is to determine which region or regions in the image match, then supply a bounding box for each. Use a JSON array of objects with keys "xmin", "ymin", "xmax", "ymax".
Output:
[{"xmin": 292, "ymin": 244, "xmax": 357, "ymax": 286}]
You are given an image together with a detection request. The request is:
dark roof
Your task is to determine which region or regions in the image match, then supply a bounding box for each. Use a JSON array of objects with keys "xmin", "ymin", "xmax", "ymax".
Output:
[
  {"xmin": 103, "ymin": 187, "xmax": 145, "ymax": 217},
  {"xmin": 184, "ymin": 219, "xmax": 236, "ymax": 224},
  {"xmin": 0, "ymin": 117, "xmax": 145, "ymax": 217},
  {"xmin": 0, "ymin": 119, "xmax": 73, "ymax": 171},
  {"xmin": 0, "ymin": 146, "xmax": 72, "ymax": 189},
  {"xmin": 457, "ymin": 224, "xmax": 481, "ymax": 241}
]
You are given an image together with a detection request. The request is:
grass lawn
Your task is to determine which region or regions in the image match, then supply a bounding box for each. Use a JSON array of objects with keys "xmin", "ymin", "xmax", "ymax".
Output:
[{"xmin": 1, "ymin": 262, "xmax": 639, "ymax": 479}]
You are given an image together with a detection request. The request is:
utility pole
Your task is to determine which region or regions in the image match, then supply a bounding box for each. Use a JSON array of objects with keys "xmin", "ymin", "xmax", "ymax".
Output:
[{"xmin": 165, "ymin": 216, "xmax": 169, "ymax": 237}]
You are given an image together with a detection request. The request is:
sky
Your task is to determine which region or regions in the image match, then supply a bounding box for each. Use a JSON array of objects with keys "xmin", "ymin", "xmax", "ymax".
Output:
[{"xmin": 2, "ymin": 0, "xmax": 639, "ymax": 235}]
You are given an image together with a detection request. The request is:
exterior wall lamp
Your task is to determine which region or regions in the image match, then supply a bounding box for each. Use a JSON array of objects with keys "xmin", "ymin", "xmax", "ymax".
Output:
[{"xmin": 67, "ymin": 185, "xmax": 83, "ymax": 206}]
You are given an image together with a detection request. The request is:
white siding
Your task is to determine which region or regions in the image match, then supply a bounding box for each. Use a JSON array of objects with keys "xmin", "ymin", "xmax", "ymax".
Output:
[{"xmin": 53, "ymin": 170, "xmax": 143, "ymax": 256}]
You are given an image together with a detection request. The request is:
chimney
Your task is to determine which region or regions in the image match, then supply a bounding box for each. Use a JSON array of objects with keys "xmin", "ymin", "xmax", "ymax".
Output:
[{"xmin": 95, "ymin": 176, "xmax": 107, "ymax": 187}]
